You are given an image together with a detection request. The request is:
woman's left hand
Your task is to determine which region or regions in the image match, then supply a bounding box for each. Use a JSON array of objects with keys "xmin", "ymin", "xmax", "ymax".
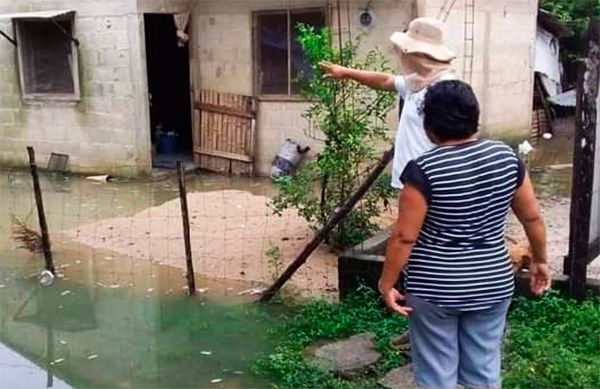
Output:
[{"xmin": 381, "ymin": 287, "xmax": 413, "ymax": 316}]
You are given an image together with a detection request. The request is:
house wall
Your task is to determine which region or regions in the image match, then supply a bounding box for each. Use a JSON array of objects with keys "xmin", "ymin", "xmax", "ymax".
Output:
[
  {"xmin": 418, "ymin": 0, "xmax": 538, "ymax": 142},
  {"xmin": 0, "ymin": 0, "xmax": 154, "ymax": 175},
  {"xmin": 192, "ymin": 0, "xmax": 415, "ymax": 175},
  {"xmin": 193, "ymin": 0, "xmax": 537, "ymax": 176},
  {"xmin": 0, "ymin": 0, "xmax": 538, "ymax": 177}
]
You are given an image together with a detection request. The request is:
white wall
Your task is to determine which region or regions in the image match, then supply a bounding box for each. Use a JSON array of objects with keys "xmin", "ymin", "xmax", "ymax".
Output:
[
  {"xmin": 0, "ymin": 0, "xmax": 154, "ymax": 175},
  {"xmin": 418, "ymin": 0, "xmax": 538, "ymax": 141}
]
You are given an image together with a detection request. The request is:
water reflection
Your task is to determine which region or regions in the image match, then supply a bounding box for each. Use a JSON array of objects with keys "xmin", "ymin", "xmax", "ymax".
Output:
[{"xmin": 0, "ymin": 250, "xmax": 279, "ymax": 388}]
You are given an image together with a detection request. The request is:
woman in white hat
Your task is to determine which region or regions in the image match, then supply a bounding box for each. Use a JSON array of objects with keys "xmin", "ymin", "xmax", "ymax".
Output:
[{"xmin": 320, "ymin": 17, "xmax": 456, "ymax": 189}]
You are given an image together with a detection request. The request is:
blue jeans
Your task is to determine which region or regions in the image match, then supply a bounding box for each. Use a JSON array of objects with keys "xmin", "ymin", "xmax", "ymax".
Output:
[{"xmin": 407, "ymin": 294, "xmax": 511, "ymax": 389}]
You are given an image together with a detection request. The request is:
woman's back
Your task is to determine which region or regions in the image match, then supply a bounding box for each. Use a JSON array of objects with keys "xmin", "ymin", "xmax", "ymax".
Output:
[{"xmin": 403, "ymin": 139, "xmax": 524, "ymax": 310}]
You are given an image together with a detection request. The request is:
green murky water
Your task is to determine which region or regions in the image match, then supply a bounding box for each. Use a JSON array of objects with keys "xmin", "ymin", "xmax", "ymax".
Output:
[{"xmin": 0, "ymin": 171, "xmax": 282, "ymax": 388}]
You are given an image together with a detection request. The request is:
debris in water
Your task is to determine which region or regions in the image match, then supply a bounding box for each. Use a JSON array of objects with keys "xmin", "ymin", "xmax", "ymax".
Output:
[
  {"xmin": 10, "ymin": 215, "xmax": 42, "ymax": 254},
  {"xmin": 58, "ymin": 305, "xmax": 64, "ymax": 309},
  {"xmin": 60, "ymin": 290, "xmax": 72, "ymax": 296},
  {"xmin": 147, "ymin": 288, "xmax": 154, "ymax": 293},
  {"xmin": 96, "ymin": 282, "xmax": 108, "ymax": 288},
  {"xmin": 200, "ymin": 351, "xmax": 212, "ymax": 356},
  {"xmin": 59, "ymin": 340, "xmax": 67, "ymax": 345},
  {"xmin": 197, "ymin": 288, "xmax": 209, "ymax": 294},
  {"xmin": 86, "ymin": 175, "xmax": 114, "ymax": 183},
  {"xmin": 210, "ymin": 379, "xmax": 222, "ymax": 384},
  {"xmin": 542, "ymin": 132, "xmax": 553, "ymax": 140},
  {"xmin": 0, "ymin": 284, "xmax": 5, "ymax": 289},
  {"xmin": 518, "ymin": 140, "xmax": 533, "ymax": 155},
  {"xmin": 233, "ymin": 371, "xmax": 244, "ymax": 375},
  {"xmin": 51, "ymin": 358, "xmax": 64, "ymax": 365},
  {"xmin": 109, "ymin": 284, "xmax": 120, "ymax": 289},
  {"xmin": 40, "ymin": 270, "xmax": 55, "ymax": 287},
  {"xmin": 237, "ymin": 287, "xmax": 267, "ymax": 296},
  {"xmin": 548, "ymin": 163, "xmax": 573, "ymax": 170},
  {"xmin": 87, "ymin": 354, "xmax": 99, "ymax": 360}
]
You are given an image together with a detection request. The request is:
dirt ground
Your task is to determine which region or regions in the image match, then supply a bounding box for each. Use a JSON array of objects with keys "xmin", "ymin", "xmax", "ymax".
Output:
[
  {"xmin": 63, "ymin": 190, "xmax": 339, "ymax": 299},
  {"xmin": 63, "ymin": 116, "xmax": 599, "ymax": 295}
]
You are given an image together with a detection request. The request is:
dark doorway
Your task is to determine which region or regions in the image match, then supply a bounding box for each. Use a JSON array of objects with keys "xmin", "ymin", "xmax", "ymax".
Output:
[{"xmin": 144, "ymin": 14, "xmax": 192, "ymax": 167}]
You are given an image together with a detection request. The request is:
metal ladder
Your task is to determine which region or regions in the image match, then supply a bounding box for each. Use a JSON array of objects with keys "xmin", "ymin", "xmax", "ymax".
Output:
[{"xmin": 462, "ymin": 0, "xmax": 475, "ymax": 83}]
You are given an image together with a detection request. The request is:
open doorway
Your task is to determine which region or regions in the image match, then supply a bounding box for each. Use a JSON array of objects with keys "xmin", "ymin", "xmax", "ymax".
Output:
[{"xmin": 144, "ymin": 13, "xmax": 192, "ymax": 168}]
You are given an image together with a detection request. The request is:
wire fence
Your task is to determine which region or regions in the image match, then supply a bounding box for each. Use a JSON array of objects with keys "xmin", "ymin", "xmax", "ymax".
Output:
[
  {"xmin": 1, "ymin": 163, "xmax": 343, "ymax": 300},
  {"xmin": 2, "ymin": 122, "xmax": 599, "ymax": 303}
]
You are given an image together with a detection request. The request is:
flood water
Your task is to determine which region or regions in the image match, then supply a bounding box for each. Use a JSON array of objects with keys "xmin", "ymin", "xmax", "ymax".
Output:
[
  {"xmin": 0, "ymin": 171, "xmax": 282, "ymax": 388},
  {"xmin": 0, "ymin": 128, "xmax": 575, "ymax": 389}
]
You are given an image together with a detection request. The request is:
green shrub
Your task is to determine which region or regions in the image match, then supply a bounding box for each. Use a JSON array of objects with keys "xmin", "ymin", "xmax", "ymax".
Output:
[{"xmin": 270, "ymin": 24, "xmax": 396, "ymax": 248}]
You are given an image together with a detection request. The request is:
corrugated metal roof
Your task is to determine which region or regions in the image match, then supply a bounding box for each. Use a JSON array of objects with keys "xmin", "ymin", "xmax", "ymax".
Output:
[{"xmin": 0, "ymin": 10, "xmax": 74, "ymax": 21}]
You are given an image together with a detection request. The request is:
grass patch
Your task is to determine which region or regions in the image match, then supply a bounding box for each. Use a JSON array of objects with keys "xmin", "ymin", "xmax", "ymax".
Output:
[
  {"xmin": 502, "ymin": 291, "xmax": 600, "ymax": 389},
  {"xmin": 253, "ymin": 287, "xmax": 409, "ymax": 388},
  {"xmin": 255, "ymin": 288, "xmax": 600, "ymax": 389}
]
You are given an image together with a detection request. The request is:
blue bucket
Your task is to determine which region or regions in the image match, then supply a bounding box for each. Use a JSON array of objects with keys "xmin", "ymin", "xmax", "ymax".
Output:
[{"xmin": 159, "ymin": 133, "xmax": 177, "ymax": 154}]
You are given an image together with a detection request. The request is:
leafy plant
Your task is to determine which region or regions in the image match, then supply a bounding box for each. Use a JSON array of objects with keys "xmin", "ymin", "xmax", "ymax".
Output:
[
  {"xmin": 266, "ymin": 243, "xmax": 284, "ymax": 281},
  {"xmin": 539, "ymin": 0, "xmax": 600, "ymax": 84},
  {"xmin": 540, "ymin": 0, "xmax": 599, "ymax": 32},
  {"xmin": 270, "ymin": 24, "xmax": 396, "ymax": 248}
]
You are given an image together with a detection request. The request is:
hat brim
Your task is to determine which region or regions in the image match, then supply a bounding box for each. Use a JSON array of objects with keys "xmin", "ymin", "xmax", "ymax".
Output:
[{"xmin": 390, "ymin": 31, "xmax": 456, "ymax": 62}]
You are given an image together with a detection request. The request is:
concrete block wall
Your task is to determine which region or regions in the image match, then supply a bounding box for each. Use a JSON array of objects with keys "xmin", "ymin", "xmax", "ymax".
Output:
[
  {"xmin": 418, "ymin": 0, "xmax": 538, "ymax": 141},
  {"xmin": 0, "ymin": 0, "xmax": 152, "ymax": 176}
]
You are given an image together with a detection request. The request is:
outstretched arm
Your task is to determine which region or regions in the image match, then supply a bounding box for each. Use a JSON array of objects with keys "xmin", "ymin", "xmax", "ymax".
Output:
[{"xmin": 320, "ymin": 61, "xmax": 396, "ymax": 91}]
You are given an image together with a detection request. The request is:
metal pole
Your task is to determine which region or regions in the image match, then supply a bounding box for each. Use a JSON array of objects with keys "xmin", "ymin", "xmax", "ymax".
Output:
[
  {"xmin": 27, "ymin": 146, "xmax": 55, "ymax": 274},
  {"xmin": 177, "ymin": 161, "xmax": 196, "ymax": 296}
]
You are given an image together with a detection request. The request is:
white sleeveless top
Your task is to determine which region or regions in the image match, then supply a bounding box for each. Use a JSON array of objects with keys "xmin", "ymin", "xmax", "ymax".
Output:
[{"xmin": 391, "ymin": 73, "xmax": 456, "ymax": 189}]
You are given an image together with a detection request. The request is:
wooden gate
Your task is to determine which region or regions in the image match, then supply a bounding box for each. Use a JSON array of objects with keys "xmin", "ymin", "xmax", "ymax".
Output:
[{"xmin": 193, "ymin": 90, "xmax": 257, "ymax": 175}]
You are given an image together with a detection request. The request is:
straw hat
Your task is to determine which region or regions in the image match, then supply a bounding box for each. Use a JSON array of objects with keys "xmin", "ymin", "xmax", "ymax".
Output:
[{"xmin": 390, "ymin": 17, "xmax": 455, "ymax": 62}]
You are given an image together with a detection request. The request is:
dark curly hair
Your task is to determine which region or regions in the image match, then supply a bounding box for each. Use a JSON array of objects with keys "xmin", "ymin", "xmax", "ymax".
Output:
[{"xmin": 422, "ymin": 80, "xmax": 480, "ymax": 142}]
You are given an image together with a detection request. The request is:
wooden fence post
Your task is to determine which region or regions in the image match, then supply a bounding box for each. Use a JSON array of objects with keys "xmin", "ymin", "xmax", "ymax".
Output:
[
  {"xmin": 260, "ymin": 147, "xmax": 394, "ymax": 302},
  {"xmin": 568, "ymin": 18, "xmax": 599, "ymax": 299},
  {"xmin": 26, "ymin": 146, "xmax": 55, "ymax": 274},
  {"xmin": 177, "ymin": 162, "xmax": 196, "ymax": 296}
]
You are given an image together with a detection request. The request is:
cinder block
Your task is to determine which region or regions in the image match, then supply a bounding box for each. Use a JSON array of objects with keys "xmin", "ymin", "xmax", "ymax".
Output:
[{"xmin": 0, "ymin": 109, "xmax": 14, "ymax": 125}]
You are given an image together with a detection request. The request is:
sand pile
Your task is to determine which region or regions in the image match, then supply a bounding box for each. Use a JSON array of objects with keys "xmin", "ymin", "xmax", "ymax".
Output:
[{"xmin": 63, "ymin": 190, "xmax": 339, "ymax": 297}]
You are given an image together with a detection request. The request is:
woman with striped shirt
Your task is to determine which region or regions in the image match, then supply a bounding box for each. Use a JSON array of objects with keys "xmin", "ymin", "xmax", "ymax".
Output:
[{"xmin": 379, "ymin": 80, "xmax": 551, "ymax": 389}]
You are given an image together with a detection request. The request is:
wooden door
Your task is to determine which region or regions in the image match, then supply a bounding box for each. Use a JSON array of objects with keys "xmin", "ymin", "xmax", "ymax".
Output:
[{"xmin": 192, "ymin": 90, "xmax": 257, "ymax": 175}]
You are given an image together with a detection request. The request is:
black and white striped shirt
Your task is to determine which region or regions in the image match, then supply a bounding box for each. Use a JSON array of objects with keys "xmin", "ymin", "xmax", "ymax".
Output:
[{"xmin": 401, "ymin": 139, "xmax": 525, "ymax": 311}]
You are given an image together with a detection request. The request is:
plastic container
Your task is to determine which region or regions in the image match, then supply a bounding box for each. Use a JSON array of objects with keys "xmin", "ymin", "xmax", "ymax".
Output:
[
  {"xmin": 159, "ymin": 132, "xmax": 177, "ymax": 154},
  {"xmin": 270, "ymin": 139, "xmax": 306, "ymax": 180}
]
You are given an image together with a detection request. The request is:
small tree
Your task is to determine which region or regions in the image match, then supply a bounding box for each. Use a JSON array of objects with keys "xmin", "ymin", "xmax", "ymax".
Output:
[{"xmin": 271, "ymin": 25, "xmax": 396, "ymax": 248}]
